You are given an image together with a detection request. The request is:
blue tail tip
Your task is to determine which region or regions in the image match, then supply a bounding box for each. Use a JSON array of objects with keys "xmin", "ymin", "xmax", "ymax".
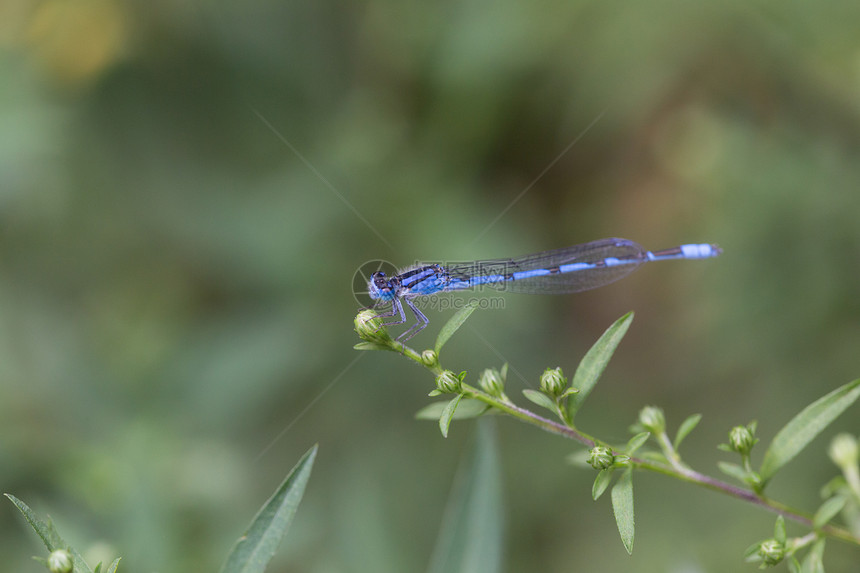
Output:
[{"xmin": 681, "ymin": 243, "xmax": 722, "ymax": 258}]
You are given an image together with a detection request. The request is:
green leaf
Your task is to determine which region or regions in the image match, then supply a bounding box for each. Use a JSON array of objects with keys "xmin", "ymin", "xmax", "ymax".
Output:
[
  {"xmin": 759, "ymin": 379, "xmax": 860, "ymax": 485},
  {"xmin": 787, "ymin": 556, "xmax": 802, "ymax": 573},
  {"xmin": 673, "ymin": 414, "xmax": 702, "ymax": 450},
  {"xmin": 813, "ymin": 495, "xmax": 847, "ymax": 529},
  {"xmin": 774, "ymin": 515, "xmax": 786, "ymax": 544},
  {"xmin": 106, "ymin": 558, "xmax": 122, "ymax": 573},
  {"xmin": 416, "ymin": 399, "xmax": 489, "ymax": 420},
  {"xmin": 800, "ymin": 538, "xmax": 825, "ymax": 573},
  {"xmin": 611, "ymin": 468, "xmax": 635, "ymax": 555},
  {"xmin": 592, "ymin": 469, "xmax": 614, "ymax": 500},
  {"xmin": 625, "ymin": 432, "xmax": 650, "ymax": 455},
  {"xmin": 820, "ymin": 476, "xmax": 846, "ymax": 498},
  {"xmin": 560, "ymin": 386, "xmax": 580, "ymax": 400},
  {"xmin": 353, "ymin": 342, "xmax": 392, "ymax": 351},
  {"xmin": 717, "ymin": 461, "xmax": 751, "ymax": 484},
  {"xmin": 439, "ymin": 395, "xmax": 464, "ymax": 438},
  {"xmin": 743, "ymin": 541, "xmax": 762, "ymax": 561},
  {"xmin": 435, "ymin": 301, "xmax": 479, "ymax": 354},
  {"xmin": 522, "ymin": 389, "xmax": 558, "ymax": 412},
  {"xmin": 568, "ymin": 312, "xmax": 633, "ymax": 421},
  {"xmin": 220, "ymin": 445, "xmax": 317, "ymax": 573},
  {"xmin": 428, "ymin": 420, "xmax": 503, "ymax": 573},
  {"xmin": 5, "ymin": 494, "xmax": 93, "ymax": 573}
]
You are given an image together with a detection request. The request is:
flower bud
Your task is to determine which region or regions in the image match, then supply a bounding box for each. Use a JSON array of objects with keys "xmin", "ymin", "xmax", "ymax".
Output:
[
  {"xmin": 757, "ymin": 539, "xmax": 784, "ymax": 566},
  {"xmin": 729, "ymin": 424, "xmax": 758, "ymax": 455},
  {"xmin": 638, "ymin": 406, "xmax": 665, "ymax": 434},
  {"xmin": 478, "ymin": 368, "xmax": 505, "ymax": 397},
  {"xmin": 540, "ymin": 367, "xmax": 566, "ymax": 397},
  {"xmin": 354, "ymin": 310, "xmax": 391, "ymax": 344},
  {"xmin": 47, "ymin": 550, "xmax": 73, "ymax": 573},
  {"xmin": 421, "ymin": 349, "xmax": 439, "ymax": 367},
  {"xmin": 587, "ymin": 446, "xmax": 615, "ymax": 470},
  {"xmin": 436, "ymin": 370, "xmax": 462, "ymax": 394},
  {"xmin": 829, "ymin": 433, "xmax": 859, "ymax": 469}
]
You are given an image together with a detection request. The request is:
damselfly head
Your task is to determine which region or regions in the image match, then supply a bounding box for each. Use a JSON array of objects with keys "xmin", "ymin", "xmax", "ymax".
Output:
[{"xmin": 368, "ymin": 271, "xmax": 395, "ymax": 301}]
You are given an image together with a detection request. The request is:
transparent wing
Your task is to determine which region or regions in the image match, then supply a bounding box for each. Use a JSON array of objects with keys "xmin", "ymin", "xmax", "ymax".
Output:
[{"xmin": 440, "ymin": 238, "xmax": 648, "ymax": 295}]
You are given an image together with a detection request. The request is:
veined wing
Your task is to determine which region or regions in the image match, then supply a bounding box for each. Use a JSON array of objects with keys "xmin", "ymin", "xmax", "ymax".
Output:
[{"xmin": 440, "ymin": 238, "xmax": 648, "ymax": 295}]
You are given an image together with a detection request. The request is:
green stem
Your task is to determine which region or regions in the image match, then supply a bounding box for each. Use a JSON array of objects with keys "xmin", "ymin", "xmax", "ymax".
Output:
[
  {"xmin": 485, "ymin": 391, "xmax": 859, "ymax": 546},
  {"xmin": 460, "ymin": 384, "xmax": 597, "ymax": 448},
  {"xmin": 656, "ymin": 431, "xmax": 686, "ymax": 471},
  {"xmin": 392, "ymin": 339, "xmax": 860, "ymax": 548}
]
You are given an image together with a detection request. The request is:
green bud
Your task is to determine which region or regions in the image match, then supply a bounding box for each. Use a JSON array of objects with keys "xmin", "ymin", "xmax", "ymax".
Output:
[
  {"xmin": 829, "ymin": 433, "xmax": 859, "ymax": 469},
  {"xmin": 638, "ymin": 406, "xmax": 665, "ymax": 434},
  {"xmin": 421, "ymin": 349, "xmax": 439, "ymax": 367},
  {"xmin": 47, "ymin": 550, "xmax": 73, "ymax": 573},
  {"xmin": 540, "ymin": 367, "xmax": 566, "ymax": 397},
  {"xmin": 587, "ymin": 446, "xmax": 615, "ymax": 470},
  {"xmin": 478, "ymin": 368, "xmax": 505, "ymax": 397},
  {"xmin": 354, "ymin": 310, "xmax": 391, "ymax": 344},
  {"xmin": 757, "ymin": 539, "xmax": 784, "ymax": 566},
  {"xmin": 729, "ymin": 424, "xmax": 758, "ymax": 455},
  {"xmin": 436, "ymin": 370, "xmax": 462, "ymax": 394}
]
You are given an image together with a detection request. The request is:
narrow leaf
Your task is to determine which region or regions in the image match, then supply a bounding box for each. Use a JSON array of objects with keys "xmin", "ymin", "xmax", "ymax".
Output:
[
  {"xmin": 106, "ymin": 559, "xmax": 122, "ymax": 573},
  {"xmin": 673, "ymin": 414, "xmax": 702, "ymax": 450},
  {"xmin": 717, "ymin": 461, "xmax": 751, "ymax": 484},
  {"xmin": 439, "ymin": 395, "xmax": 464, "ymax": 438},
  {"xmin": 774, "ymin": 515, "xmax": 786, "ymax": 544},
  {"xmin": 5, "ymin": 494, "xmax": 93, "ymax": 573},
  {"xmin": 219, "ymin": 445, "xmax": 317, "ymax": 573},
  {"xmin": 760, "ymin": 379, "xmax": 860, "ymax": 485},
  {"xmin": 522, "ymin": 389, "xmax": 558, "ymax": 412},
  {"xmin": 611, "ymin": 468, "xmax": 635, "ymax": 554},
  {"xmin": 787, "ymin": 557, "xmax": 802, "ymax": 573},
  {"xmin": 592, "ymin": 469, "xmax": 613, "ymax": 500},
  {"xmin": 820, "ymin": 476, "xmax": 846, "ymax": 498},
  {"xmin": 813, "ymin": 495, "xmax": 847, "ymax": 529},
  {"xmin": 743, "ymin": 541, "xmax": 762, "ymax": 561},
  {"xmin": 435, "ymin": 301, "xmax": 479, "ymax": 354},
  {"xmin": 560, "ymin": 387, "xmax": 580, "ymax": 399},
  {"xmin": 416, "ymin": 399, "xmax": 489, "ymax": 420},
  {"xmin": 625, "ymin": 432, "xmax": 650, "ymax": 455},
  {"xmin": 568, "ymin": 312, "xmax": 633, "ymax": 421},
  {"xmin": 428, "ymin": 420, "xmax": 503, "ymax": 573},
  {"xmin": 800, "ymin": 538, "xmax": 825, "ymax": 573},
  {"xmin": 353, "ymin": 342, "xmax": 392, "ymax": 351}
]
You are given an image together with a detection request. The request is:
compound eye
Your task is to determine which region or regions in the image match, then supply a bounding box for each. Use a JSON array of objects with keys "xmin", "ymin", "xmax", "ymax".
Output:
[{"xmin": 371, "ymin": 272, "xmax": 389, "ymax": 290}]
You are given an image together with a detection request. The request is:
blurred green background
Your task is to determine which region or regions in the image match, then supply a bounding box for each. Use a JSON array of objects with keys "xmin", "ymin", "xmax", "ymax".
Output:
[{"xmin": 2, "ymin": 1, "xmax": 859, "ymax": 571}]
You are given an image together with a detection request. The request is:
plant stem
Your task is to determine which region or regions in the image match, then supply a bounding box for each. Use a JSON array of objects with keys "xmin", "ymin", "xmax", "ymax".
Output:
[
  {"xmin": 460, "ymin": 383, "xmax": 596, "ymax": 447},
  {"xmin": 483, "ymin": 391, "xmax": 859, "ymax": 547},
  {"xmin": 391, "ymin": 339, "xmax": 860, "ymax": 548}
]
